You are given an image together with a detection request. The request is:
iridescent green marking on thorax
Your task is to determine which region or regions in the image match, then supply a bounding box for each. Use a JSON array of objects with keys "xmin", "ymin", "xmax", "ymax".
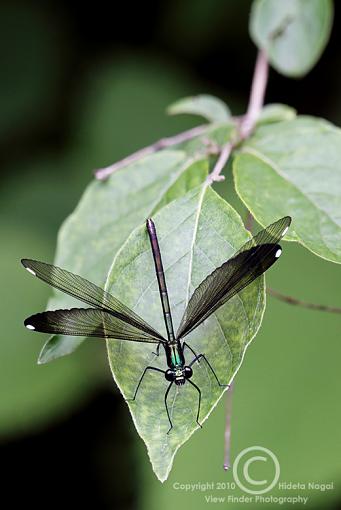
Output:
[
  {"xmin": 171, "ymin": 349, "xmax": 181, "ymax": 367},
  {"xmin": 168, "ymin": 342, "xmax": 184, "ymax": 369}
]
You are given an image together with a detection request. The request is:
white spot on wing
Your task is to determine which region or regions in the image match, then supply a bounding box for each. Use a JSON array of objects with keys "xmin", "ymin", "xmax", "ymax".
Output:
[
  {"xmin": 26, "ymin": 267, "xmax": 36, "ymax": 276},
  {"xmin": 281, "ymin": 226, "xmax": 289, "ymax": 237},
  {"xmin": 26, "ymin": 324, "xmax": 35, "ymax": 330},
  {"xmin": 275, "ymin": 248, "xmax": 282, "ymax": 258}
]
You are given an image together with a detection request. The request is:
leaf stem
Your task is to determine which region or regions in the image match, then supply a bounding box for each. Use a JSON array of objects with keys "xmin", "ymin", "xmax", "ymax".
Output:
[
  {"xmin": 267, "ymin": 287, "xmax": 341, "ymax": 314},
  {"xmin": 206, "ymin": 142, "xmax": 234, "ymax": 184},
  {"xmin": 223, "ymin": 382, "xmax": 234, "ymax": 470},
  {"xmin": 95, "ymin": 124, "xmax": 208, "ymax": 180}
]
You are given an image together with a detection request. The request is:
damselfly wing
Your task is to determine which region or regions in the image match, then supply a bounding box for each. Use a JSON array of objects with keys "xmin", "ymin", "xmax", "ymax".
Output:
[{"xmin": 22, "ymin": 215, "xmax": 291, "ymax": 433}]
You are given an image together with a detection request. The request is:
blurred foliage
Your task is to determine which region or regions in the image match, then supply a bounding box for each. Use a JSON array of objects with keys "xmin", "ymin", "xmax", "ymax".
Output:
[
  {"xmin": 71, "ymin": 55, "xmax": 201, "ymax": 168},
  {"xmin": 159, "ymin": 0, "xmax": 252, "ymax": 56},
  {"xmin": 0, "ymin": 216, "xmax": 107, "ymax": 435},
  {"xmin": 0, "ymin": 2, "xmax": 67, "ymax": 142},
  {"xmin": 167, "ymin": 94, "xmax": 231, "ymax": 122}
]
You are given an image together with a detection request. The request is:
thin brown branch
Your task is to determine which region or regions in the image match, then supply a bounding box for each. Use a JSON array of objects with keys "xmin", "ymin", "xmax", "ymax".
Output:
[
  {"xmin": 223, "ymin": 382, "xmax": 234, "ymax": 470},
  {"xmin": 267, "ymin": 287, "xmax": 341, "ymax": 314},
  {"xmin": 240, "ymin": 49, "xmax": 269, "ymax": 140},
  {"xmin": 94, "ymin": 124, "xmax": 208, "ymax": 180},
  {"xmin": 206, "ymin": 141, "xmax": 233, "ymax": 184},
  {"xmin": 208, "ymin": 49, "xmax": 269, "ymax": 183},
  {"xmin": 96, "ymin": 50, "xmax": 269, "ymax": 183}
]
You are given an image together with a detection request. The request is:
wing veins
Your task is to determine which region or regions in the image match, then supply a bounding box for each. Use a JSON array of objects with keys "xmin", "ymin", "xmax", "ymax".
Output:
[
  {"xmin": 25, "ymin": 308, "xmax": 162, "ymax": 344},
  {"xmin": 177, "ymin": 216, "xmax": 291, "ymax": 339},
  {"xmin": 22, "ymin": 259, "xmax": 165, "ymax": 343}
]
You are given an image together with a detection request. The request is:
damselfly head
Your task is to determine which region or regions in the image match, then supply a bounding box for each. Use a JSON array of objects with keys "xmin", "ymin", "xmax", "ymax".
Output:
[
  {"xmin": 165, "ymin": 370, "xmax": 185, "ymax": 385},
  {"xmin": 165, "ymin": 366, "xmax": 193, "ymax": 385}
]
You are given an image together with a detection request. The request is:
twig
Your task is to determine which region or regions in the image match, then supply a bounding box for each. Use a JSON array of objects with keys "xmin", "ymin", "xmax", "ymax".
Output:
[
  {"xmin": 96, "ymin": 49, "xmax": 269, "ymax": 183},
  {"xmin": 240, "ymin": 49, "xmax": 269, "ymax": 140},
  {"xmin": 206, "ymin": 141, "xmax": 233, "ymax": 184},
  {"xmin": 223, "ymin": 382, "xmax": 234, "ymax": 470},
  {"xmin": 267, "ymin": 287, "xmax": 341, "ymax": 314},
  {"xmin": 208, "ymin": 49, "xmax": 269, "ymax": 183},
  {"xmin": 95, "ymin": 124, "xmax": 207, "ymax": 180}
]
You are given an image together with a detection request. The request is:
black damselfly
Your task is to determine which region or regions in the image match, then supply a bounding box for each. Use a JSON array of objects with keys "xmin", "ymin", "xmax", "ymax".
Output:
[{"xmin": 22, "ymin": 215, "xmax": 291, "ymax": 433}]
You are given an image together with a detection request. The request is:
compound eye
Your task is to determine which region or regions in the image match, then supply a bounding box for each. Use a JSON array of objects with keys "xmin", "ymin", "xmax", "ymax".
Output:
[
  {"xmin": 184, "ymin": 366, "xmax": 193, "ymax": 379},
  {"xmin": 165, "ymin": 369, "xmax": 175, "ymax": 382}
]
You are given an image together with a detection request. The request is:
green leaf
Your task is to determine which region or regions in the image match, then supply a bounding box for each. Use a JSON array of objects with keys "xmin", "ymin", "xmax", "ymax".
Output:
[
  {"xmin": 105, "ymin": 185, "xmax": 265, "ymax": 481},
  {"xmin": 39, "ymin": 153, "xmax": 208, "ymax": 363},
  {"xmin": 250, "ymin": 0, "xmax": 333, "ymax": 77},
  {"xmin": 234, "ymin": 116, "xmax": 341, "ymax": 264},
  {"xmin": 257, "ymin": 103, "xmax": 297, "ymax": 125},
  {"xmin": 167, "ymin": 95, "xmax": 231, "ymax": 123}
]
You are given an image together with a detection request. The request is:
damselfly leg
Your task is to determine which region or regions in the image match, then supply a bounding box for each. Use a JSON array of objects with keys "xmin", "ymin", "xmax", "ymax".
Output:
[
  {"xmin": 126, "ymin": 366, "xmax": 165, "ymax": 401},
  {"xmin": 187, "ymin": 378, "xmax": 202, "ymax": 429},
  {"xmin": 126, "ymin": 364, "xmax": 178, "ymax": 435},
  {"xmin": 165, "ymin": 379, "xmax": 202, "ymax": 434},
  {"xmin": 152, "ymin": 342, "xmax": 162, "ymax": 357},
  {"xmin": 165, "ymin": 381, "xmax": 174, "ymax": 434},
  {"xmin": 183, "ymin": 342, "xmax": 230, "ymax": 388}
]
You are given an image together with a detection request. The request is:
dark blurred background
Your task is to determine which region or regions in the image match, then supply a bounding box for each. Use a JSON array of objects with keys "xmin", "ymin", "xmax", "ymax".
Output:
[{"xmin": 1, "ymin": 1, "xmax": 341, "ymax": 509}]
